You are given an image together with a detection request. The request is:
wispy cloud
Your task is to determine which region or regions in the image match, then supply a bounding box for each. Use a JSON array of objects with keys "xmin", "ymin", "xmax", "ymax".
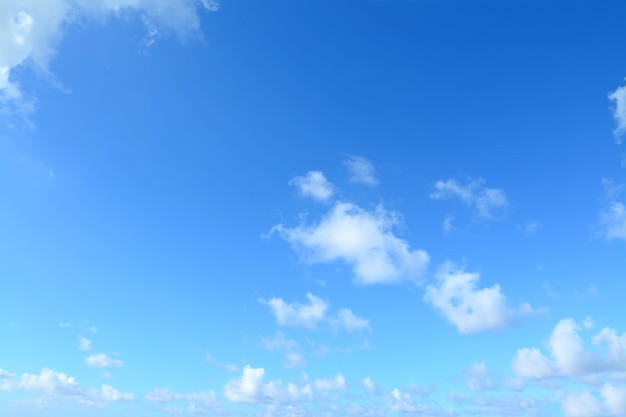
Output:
[
  {"xmin": 343, "ymin": 155, "xmax": 378, "ymax": 186},
  {"xmin": 598, "ymin": 179, "xmax": 626, "ymax": 240},
  {"xmin": 0, "ymin": 0, "xmax": 218, "ymax": 120},
  {"xmin": 609, "ymin": 78, "xmax": 626, "ymax": 144},
  {"xmin": 431, "ymin": 177, "xmax": 508, "ymax": 219},
  {"xmin": 85, "ymin": 353, "xmax": 123, "ymax": 368},
  {"xmin": 259, "ymin": 293, "xmax": 370, "ymax": 332},
  {"xmin": 269, "ymin": 202, "xmax": 429, "ymax": 285}
]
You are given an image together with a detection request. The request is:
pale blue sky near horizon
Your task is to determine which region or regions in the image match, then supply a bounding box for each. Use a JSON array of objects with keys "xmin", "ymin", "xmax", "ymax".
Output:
[{"xmin": 1, "ymin": 1, "xmax": 626, "ymax": 416}]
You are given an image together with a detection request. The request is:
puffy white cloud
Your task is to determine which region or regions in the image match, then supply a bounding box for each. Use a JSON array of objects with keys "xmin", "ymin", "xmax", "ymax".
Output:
[
  {"xmin": 424, "ymin": 263, "xmax": 536, "ymax": 334},
  {"xmin": 85, "ymin": 353, "xmax": 123, "ymax": 368},
  {"xmin": 269, "ymin": 202, "xmax": 429, "ymax": 284},
  {"xmin": 260, "ymin": 293, "xmax": 328, "ymax": 329},
  {"xmin": 145, "ymin": 388, "xmax": 219, "ymax": 404},
  {"xmin": 79, "ymin": 336, "xmax": 92, "ymax": 351},
  {"xmin": 431, "ymin": 178, "xmax": 508, "ymax": 219},
  {"xmin": 513, "ymin": 318, "xmax": 626, "ymax": 380},
  {"xmin": 511, "ymin": 348, "xmax": 557, "ymax": 379},
  {"xmin": 343, "ymin": 155, "xmax": 378, "ymax": 186},
  {"xmin": 224, "ymin": 366, "xmax": 266, "ymax": 403},
  {"xmin": 260, "ymin": 293, "xmax": 370, "ymax": 332},
  {"xmin": 0, "ymin": 367, "xmax": 85, "ymax": 397},
  {"xmin": 101, "ymin": 384, "xmax": 135, "ymax": 402},
  {"xmin": 289, "ymin": 171, "xmax": 335, "ymax": 202},
  {"xmin": 387, "ymin": 388, "xmax": 431, "ymax": 413},
  {"xmin": 0, "ymin": 0, "xmax": 217, "ymax": 116},
  {"xmin": 223, "ymin": 366, "xmax": 313, "ymax": 404},
  {"xmin": 314, "ymin": 374, "xmax": 346, "ymax": 391},
  {"xmin": 601, "ymin": 383, "xmax": 626, "ymax": 415},
  {"xmin": 609, "ymin": 79, "xmax": 626, "ymax": 143}
]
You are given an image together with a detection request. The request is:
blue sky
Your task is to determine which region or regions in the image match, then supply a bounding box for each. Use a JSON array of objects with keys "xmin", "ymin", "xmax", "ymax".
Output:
[{"xmin": 1, "ymin": 1, "xmax": 626, "ymax": 416}]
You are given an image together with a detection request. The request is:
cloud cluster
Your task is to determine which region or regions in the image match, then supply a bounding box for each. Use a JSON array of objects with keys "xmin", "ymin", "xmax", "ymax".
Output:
[
  {"xmin": 223, "ymin": 366, "xmax": 315, "ymax": 404},
  {"xmin": 85, "ymin": 353, "xmax": 123, "ymax": 368},
  {"xmin": 424, "ymin": 263, "xmax": 536, "ymax": 333},
  {"xmin": 0, "ymin": 367, "xmax": 134, "ymax": 405},
  {"xmin": 431, "ymin": 178, "xmax": 508, "ymax": 219},
  {"xmin": 270, "ymin": 203, "xmax": 429, "ymax": 285},
  {"xmin": 0, "ymin": 0, "xmax": 217, "ymax": 116},
  {"xmin": 259, "ymin": 293, "xmax": 370, "ymax": 333}
]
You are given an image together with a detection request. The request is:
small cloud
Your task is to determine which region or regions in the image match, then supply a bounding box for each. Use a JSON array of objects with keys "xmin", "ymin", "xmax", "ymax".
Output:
[
  {"xmin": 205, "ymin": 353, "xmax": 213, "ymax": 363},
  {"xmin": 314, "ymin": 374, "xmax": 346, "ymax": 391},
  {"xmin": 289, "ymin": 171, "xmax": 335, "ymax": 202},
  {"xmin": 363, "ymin": 377, "xmax": 377, "ymax": 393},
  {"xmin": 424, "ymin": 262, "xmax": 537, "ymax": 334},
  {"xmin": 101, "ymin": 384, "xmax": 135, "ymax": 402},
  {"xmin": 79, "ymin": 337, "xmax": 92, "ymax": 351},
  {"xmin": 442, "ymin": 214, "xmax": 455, "ymax": 233},
  {"xmin": 268, "ymin": 202, "xmax": 429, "ymax": 285},
  {"xmin": 431, "ymin": 177, "xmax": 508, "ymax": 219},
  {"xmin": 598, "ymin": 179, "xmax": 626, "ymax": 240},
  {"xmin": 85, "ymin": 353, "xmax": 123, "ymax": 368},
  {"xmin": 517, "ymin": 220, "xmax": 542, "ymax": 234},
  {"xmin": 259, "ymin": 293, "xmax": 370, "ymax": 332},
  {"xmin": 58, "ymin": 322, "xmax": 73, "ymax": 328},
  {"xmin": 343, "ymin": 155, "xmax": 378, "ymax": 186},
  {"xmin": 609, "ymin": 78, "xmax": 626, "ymax": 144}
]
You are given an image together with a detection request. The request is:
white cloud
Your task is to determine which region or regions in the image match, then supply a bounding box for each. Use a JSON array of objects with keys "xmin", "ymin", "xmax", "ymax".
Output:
[
  {"xmin": 442, "ymin": 214, "xmax": 454, "ymax": 233},
  {"xmin": 332, "ymin": 308, "xmax": 370, "ymax": 332},
  {"xmin": 511, "ymin": 348, "xmax": 558, "ymax": 379},
  {"xmin": 223, "ymin": 366, "xmax": 312, "ymax": 404},
  {"xmin": 314, "ymin": 374, "xmax": 346, "ymax": 391},
  {"xmin": 0, "ymin": 367, "xmax": 86, "ymax": 397},
  {"xmin": 289, "ymin": 171, "xmax": 335, "ymax": 202},
  {"xmin": 79, "ymin": 336, "xmax": 92, "ymax": 351},
  {"xmin": 260, "ymin": 293, "xmax": 369, "ymax": 333},
  {"xmin": 512, "ymin": 318, "xmax": 626, "ymax": 380},
  {"xmin": 101, "ymin": 384, "xmax": 135, "ymax": 402},
  {"xmin": 609, "ymin": 79, "xmax": 626, "ymax": 144},
  {"xmin": 85, "ymin": 353, "xmax": 123, "ymax": 368},
  {"xmin": 260, "ymin": 293, "xmax": 328, "ymax": 329},
  {"xmin": 269, "ymin": 202, "xmax": 429, "ymax": 285},
  {"xmin": 599, "ymin": 201, "xmax": 626, "ymax": 240},
  {"xmin": 517, "ymin": 220, "xmax": 542, "ymax": 234},
  {"xmin": 0, "ymin": 0, "xmax": 217, "ymax": 117},
  {"xmin": 343, "ymin": 155, "xmax": 378, "ymax": 186},
  {"xmin": 431, "ymin": 178, "xmax": 508, "ymax": 219},
  {"xmin": 362, "ymin": 377, "xmax": 377, "ymax": 393},
  {"xmin": 424, "ymin": 263, "xmax": 536, "ymax": 334},
  {"xmin": 145, "ymin": 388, "xmax": 219, "ymax": 404},
  {"xmin": 387, "ymin": 388, "xmax": 425, "ymax": 413}
]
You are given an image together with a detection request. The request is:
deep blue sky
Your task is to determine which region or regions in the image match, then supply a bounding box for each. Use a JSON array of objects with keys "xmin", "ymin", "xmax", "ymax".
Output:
[{"xmin": 1, "ymin": 1, "xmax": 626, "ymax": 416}]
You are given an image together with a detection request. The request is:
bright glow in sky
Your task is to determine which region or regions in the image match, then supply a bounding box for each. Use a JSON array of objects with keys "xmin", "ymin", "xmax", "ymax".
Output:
[{"xmin": 1, "ymin": 1, "xmax": 626, "ymax": 417}]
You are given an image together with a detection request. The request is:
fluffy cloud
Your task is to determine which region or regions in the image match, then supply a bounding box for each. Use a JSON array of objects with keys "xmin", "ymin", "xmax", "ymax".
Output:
[
  {"xmin": 260, "ymin": 293, "xmax": 370, "ymax": 332},
  {"xmin": 424, "ymin": 263, "xmax": 536, "ymax": 334},
  {"xmin": 85, "ymin": 353, "xmax": 124, "ymax": 368},
  {"xmin": 223, "ymin": 366, "xmax": 313, "ymax": 404},
  {"xmin": 289, "ymin": 171, "xmax": 335, "ymax": 202},
  {"xmin": 562, "ymin": 384, "xmax": 626, "ymax": 417},
  {"xmin": 609, "ymin": 79, "xmax": 626, "ymax": 143},
  {"xmin": 0, "ymin": 367, "xmax": 85, "ymax": 396},
  {"xmin": 269, "ymin": 202, "xmax": 429, "ymax": 284},
  {"xmin": 362, "ymin": 377, "xmax": 377, "ymax": 393},
  {"xmin": 431, "ymin": 178, "xmax": 508, "ymax": 219},
  {"xmin": 145, "ymin": 388, "xmax": 219, "ymax": 404},
  {"xmin": 101, "ymin": 384, "xmax": 135, "ymax": 402},
  {"xmin": 512, "ymin": 318, "xmax": 626, "ymax": 380},
  {"xmin": 343, "ymin": 155, "xmax": 378, "ymax": 186},
  {"xmin": 0, "ymin": 0, "xmax": 217, "ymax": 116}
]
